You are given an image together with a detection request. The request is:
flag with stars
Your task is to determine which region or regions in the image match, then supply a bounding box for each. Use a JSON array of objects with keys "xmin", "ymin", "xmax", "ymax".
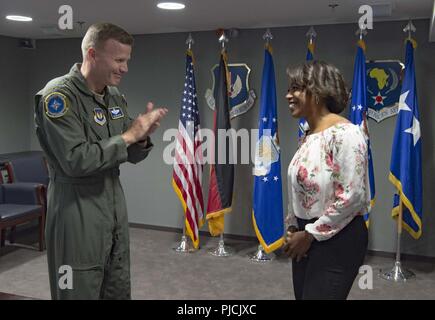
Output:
[
  {"xmin": 252, "ymin": 44, "xmax": 284, "ymax": 253},
  {"xmin": 172, "ymin": 49, "xmax": 204, "ymax": 249},
  {"xmin": 298, "ymin": 39, "xmax": 314, "ymax": 140},
  {"xmin": 389, "ymin": 39, "xmax": 422, "ymax": 239},
  {"xmin": 349, "ymin": 39, "xmax": 376, "ymax": 226},
  {"xmin": 206, "ymin": 49, "xmax": 234, "ymax": 236}
]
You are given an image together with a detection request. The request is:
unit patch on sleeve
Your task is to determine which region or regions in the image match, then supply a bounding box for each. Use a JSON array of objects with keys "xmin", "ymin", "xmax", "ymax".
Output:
[{"xmin": 44, "ymin": 92, "xmax": 69, "ymax": 118}]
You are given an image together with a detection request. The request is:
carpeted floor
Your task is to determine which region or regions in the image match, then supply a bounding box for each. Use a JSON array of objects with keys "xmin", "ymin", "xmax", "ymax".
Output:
[{"xmin": 1, "ymin": 226, "xmax": 434, "ymax": 300}]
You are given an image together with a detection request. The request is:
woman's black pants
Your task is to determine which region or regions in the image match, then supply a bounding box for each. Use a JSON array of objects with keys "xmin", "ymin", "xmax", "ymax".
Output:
[{"xmin": 292, "ymin": 215, "xmax": 368, "ymax": 300}]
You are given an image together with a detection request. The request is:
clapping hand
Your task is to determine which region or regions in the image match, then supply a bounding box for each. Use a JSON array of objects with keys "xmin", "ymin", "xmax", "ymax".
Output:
[{"xmin": 122, "ymin": 101, "xmax": 168, "ymax": 146}]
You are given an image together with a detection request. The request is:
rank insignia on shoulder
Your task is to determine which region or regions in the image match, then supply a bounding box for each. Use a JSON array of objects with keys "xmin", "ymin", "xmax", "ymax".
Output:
[
  {"xmin": 93, "ymin": 107, "xmax": 107, "ymax": 126},
  {"xmin": 44, "ymin": 92, "xmax": 69, "ymax": 118},
  {"xmin": 109, "ymin": 107, "xmax": 124, "ymax": 119}
]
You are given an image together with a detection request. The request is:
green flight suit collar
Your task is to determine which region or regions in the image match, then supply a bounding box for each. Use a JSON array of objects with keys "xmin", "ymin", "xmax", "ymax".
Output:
[
  {"xmin": 70, "ymin": 63, "xmax": 121, "ymax": 109},
  {"xmin": 69, "ymin": 63, "xmax": 95, "ymax": 97},
  {"xmin": 69, "ymin": 63, "xmax": 115, "ymax": 99}
]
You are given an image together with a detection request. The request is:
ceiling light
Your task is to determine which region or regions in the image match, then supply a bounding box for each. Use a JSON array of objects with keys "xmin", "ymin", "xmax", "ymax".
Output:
[
  {"xmin": 157, "ymin": 2, "xmax": 185, "ymax": 10},
  {"xmin": 6, "ymin": 15, "xmax": 32, "ymax": 22}
]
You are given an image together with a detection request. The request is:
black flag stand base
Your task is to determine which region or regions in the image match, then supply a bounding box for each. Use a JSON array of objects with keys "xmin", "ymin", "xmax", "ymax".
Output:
[
  {"xmin": 209, "ymin": 233, "xmax": 233, "ymax": 257},
  {"xmin": 249, "ymin": 244, "xmax": 272, "ymax": 262}
]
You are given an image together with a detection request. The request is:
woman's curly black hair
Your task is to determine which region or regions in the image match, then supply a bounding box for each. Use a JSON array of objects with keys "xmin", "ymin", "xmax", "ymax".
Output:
[{"xmin": 286, "ymin": 60, "xmax": 349, "ymax": 114}]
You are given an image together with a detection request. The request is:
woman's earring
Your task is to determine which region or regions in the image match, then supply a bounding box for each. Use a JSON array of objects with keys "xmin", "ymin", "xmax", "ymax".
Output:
[{"xmin": 315, "ymin": 96, "xmax": 319, "ymax": 105}]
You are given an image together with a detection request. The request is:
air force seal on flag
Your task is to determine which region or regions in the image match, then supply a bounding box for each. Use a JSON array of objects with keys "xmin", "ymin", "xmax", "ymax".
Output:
[
  {"xmin": 93, "ymin": 108, "xmax": 107, "ymax": 126},
  {"xmin": 44, "ymin": 92, "xmax": 69, "ymax": 118},
  {"xmin": 366, "ymin": 60, "xmax": 404, "ymax": 122},
  {"xmin": 253, "ymin": 133, "xmax": 280, "ymax": 177},
  {"xmin": 109, "ymin": 107, "xmax": 124, "ymax": 119},
  {"xmin": 205, "ymin": 63, "xmax": 256, "ymax": 119}
]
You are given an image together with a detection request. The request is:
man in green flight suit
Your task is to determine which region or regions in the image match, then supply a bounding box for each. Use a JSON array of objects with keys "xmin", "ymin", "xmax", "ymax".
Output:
[{"xmin": 34, "ymin": 23, "xmax": 168, "ymax": 299}]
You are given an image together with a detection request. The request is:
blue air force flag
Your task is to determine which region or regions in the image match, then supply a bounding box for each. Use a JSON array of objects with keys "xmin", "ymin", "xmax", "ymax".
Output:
[
  {"xmin": 252, "ymin": 44, "xmax": 284, "ymax": 253},
  {"xmin": 389, "ymin": 39, "xmax": 422, "ymax": 239},
  {"xmin": 349, "ymin": 40, "xmax": 376, "ymax": 226}
]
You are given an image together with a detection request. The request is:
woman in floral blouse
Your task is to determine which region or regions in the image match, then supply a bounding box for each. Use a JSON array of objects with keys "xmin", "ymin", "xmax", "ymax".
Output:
[{"xmin": 283, "ymin": 61, "xmax": 370, "ymax": 300}]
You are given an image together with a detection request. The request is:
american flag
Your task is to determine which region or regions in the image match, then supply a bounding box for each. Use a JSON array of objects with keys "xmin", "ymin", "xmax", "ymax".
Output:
[{"xmin": 172, "ymin": 50, "xmax": 204, "ymax": 249}]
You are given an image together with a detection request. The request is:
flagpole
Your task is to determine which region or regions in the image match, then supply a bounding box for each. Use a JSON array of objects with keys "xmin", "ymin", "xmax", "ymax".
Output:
[
  {"xmin": 186, "ymin": 32, "xmax": 194, "ymax": 50},
  {"xmin": 249, "ymin": 28, "xmax": 277, "ymax": 263},
  {"xmin": 298, "ymin": 27, "xmax": 316, "ymax": 139},
  {"xmin": 355, "ymin": 26, "xmax": 367, "ymax": 41},
  {"xmin": 380, "ymin": 197, "xmax": 415, "ymax": 281},
  {"xmin": 403, "ymin": 19, "xmax": 416, "ymax": 41},
  {"xmin": 173, "ymin": 32, "xmax": 197, "ymax": 254},
  {"xmin": 397, "ymin": 199, "xmax": 403, "ymax": 259},
  {"xmin": 263, "ymin": 28, "xmax": 273, "ymax": 45},
  {"xmin": 209, "ymin": 30, "xmax": 233, "ymax": 257},
  {"xmin": 379, "ymin": 20, "xmax": 417, "ymax": 282},
  {"xmin": 306, "ymin": 26, "xmax": 317, "ymax": 45},
  {"xmin": 219, "ymin": 30, "xmax": 228, "ymax": 49}
]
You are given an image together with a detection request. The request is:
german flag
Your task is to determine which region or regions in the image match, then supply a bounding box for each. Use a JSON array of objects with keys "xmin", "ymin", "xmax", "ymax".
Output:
[{"xmin": 206, "ymin": 49, "xmax": 234, "ymax": 236}]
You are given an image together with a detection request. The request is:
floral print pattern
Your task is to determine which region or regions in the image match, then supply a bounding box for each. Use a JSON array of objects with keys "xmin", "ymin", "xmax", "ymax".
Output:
[
  {"xmin": 287, "ymin": 122, "xmax": 370, "ymax": 241},
  {"xmin": 296, "ymin": 166, "xmax": 320, "ymax": 210}
]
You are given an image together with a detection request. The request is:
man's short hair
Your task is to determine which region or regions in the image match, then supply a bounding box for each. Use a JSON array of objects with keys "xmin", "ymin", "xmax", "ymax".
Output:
[{"xmin": 81, "ymin": 22, "xmax": 134, "ymax": 57}]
